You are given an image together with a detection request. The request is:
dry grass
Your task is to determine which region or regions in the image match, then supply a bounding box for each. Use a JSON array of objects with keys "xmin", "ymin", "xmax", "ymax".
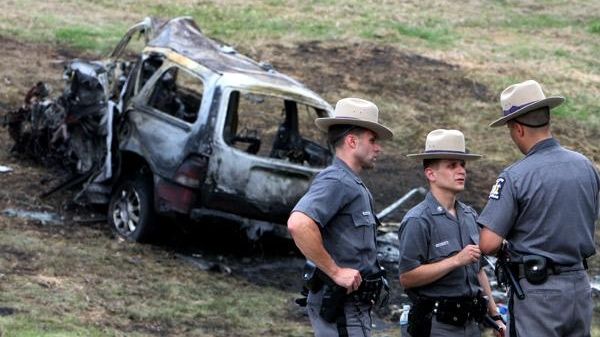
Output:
[{"xmin": 0, "ymin": 217, "xmax": 311, "ymax": 337}]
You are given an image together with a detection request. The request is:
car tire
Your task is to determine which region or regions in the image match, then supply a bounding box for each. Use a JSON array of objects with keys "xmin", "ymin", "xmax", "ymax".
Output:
[{"xmin": 108, "ymin": 173, "xmax": 156, "ymax": 242}]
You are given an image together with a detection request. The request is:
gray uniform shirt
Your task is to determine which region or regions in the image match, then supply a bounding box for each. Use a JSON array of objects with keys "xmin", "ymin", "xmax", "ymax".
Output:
[
  {"xmin": 293, "ymin": 157, "xmax": 379, "ymax": 274},
  {"xmin": 478, "ymin": 138, "xmax": 600, "ymax": 264},
  {"xmin": 398, "ymin": 192, "xmax": 482, "ymax": 298}
]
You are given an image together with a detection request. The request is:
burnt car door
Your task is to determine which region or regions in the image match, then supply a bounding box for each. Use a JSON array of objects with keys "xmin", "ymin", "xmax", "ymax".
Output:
[
  {"xmin": 123, "ymin": 64, "xmax": 205, "ymax": 175},
  {"xmin": 202, "ymin": 87, "xmax": 332, "ymax": 224}
]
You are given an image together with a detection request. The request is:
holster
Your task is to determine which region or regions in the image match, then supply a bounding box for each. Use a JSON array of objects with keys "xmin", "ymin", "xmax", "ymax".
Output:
[
  {"xmin": 407, "ymin": 298, "xmax": 434, "ymax": 337},
  {"xmin": 300, "ymin": 262, "xmax": 389, "ymax": 322},
  {"xmin": 353, "ymin": 268, "xmax": 389, "ymax": 307},
  {"xmin": 509, "ymin": 255, "xmax": 559, "ymax": 285},
  {"xmin": 300, "ymin": 261, "xmax": 347, "ymax": 322},
  {"xmin": 495, "ymin": 249, "xmax": 526, "ymax": 300},
  {"xmin": 520, "ymin": 255, "xmax": 549, "ymax": 285},
  {"xmin": 319, "ymin": 283, "xmax": 347, "ymax": 323},
  {"xmin": 303, "ymin": 260, "xmax": 324, "ymax": 293}
]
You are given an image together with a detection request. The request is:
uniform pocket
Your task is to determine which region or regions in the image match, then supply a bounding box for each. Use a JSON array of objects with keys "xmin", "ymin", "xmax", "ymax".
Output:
[{"xmin": 351, "ymin": 212, "xmax": 376, "ymax": 252}]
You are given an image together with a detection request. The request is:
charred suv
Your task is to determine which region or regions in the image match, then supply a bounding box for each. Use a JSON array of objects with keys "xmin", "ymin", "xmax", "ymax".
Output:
[{"xmin": 5, "ymin": 17, "xmax": 334, "ymax": 242}]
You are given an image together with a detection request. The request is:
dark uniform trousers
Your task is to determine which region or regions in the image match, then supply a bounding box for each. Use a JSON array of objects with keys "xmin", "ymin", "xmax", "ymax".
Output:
[
  {"xmin": 307, "ymin": 288, "xmax": 372, "ymax": 337},
  {"xmin": 508, "ymin": 270, "xmax": 591, "ymax": 337}
]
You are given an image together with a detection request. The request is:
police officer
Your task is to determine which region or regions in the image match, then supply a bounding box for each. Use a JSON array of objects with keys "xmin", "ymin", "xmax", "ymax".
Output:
[
  {"xmin": 478, "ymin": 80, "xmax": 600, "ymax": 337},
  {"xmin": 398, "ymin": 129, "xmax": 505, "ymax": 337},
  {"xmin": 287, "ymin": 97, "xmax": 393, "ymax": 337}
]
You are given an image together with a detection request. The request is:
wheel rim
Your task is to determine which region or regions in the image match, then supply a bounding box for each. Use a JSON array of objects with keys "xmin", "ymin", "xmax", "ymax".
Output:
[{"xmin": 112, "ymin": 185, "xmax": 142, "ymax": 237}]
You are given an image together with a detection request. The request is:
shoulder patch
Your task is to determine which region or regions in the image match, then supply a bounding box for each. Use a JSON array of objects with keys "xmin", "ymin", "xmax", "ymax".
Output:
[{"xmin": 488, "ymin": 178, "xmax": 505, "ymax": 200}]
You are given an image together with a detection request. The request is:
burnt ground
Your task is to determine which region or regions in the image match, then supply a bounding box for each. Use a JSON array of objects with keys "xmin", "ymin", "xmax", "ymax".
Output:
[{"xmin": 1, "ymin": 35, "xmax": 581, "ymax": 333}]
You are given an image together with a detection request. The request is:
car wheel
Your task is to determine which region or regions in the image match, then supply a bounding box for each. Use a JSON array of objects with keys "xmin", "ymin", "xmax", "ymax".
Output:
[{"xmin": 108, "ymin": 173, "xmax": 156, "ymax": 242}]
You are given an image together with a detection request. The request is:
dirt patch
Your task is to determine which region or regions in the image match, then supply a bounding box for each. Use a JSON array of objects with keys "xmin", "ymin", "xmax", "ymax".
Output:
[
  {"xmin": 256, "ymin": 41, "xmax": 492, "ymax": 105},
  {"xmin": 0, "ymin": 36, "xmax": 79, "ymax": 107},
  {"xmin": 0, "ymin": 242, "xmax": 39, "ymax": 275}
]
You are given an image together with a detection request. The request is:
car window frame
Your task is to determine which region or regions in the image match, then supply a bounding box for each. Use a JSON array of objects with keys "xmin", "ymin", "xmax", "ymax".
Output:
[
  {"xmin": 217, "ymin": 86, "xmax": 331, "ymax": 168},
  {"xmin": 139, "ymin": 63, "xmax": 206, "ymax": 127}
]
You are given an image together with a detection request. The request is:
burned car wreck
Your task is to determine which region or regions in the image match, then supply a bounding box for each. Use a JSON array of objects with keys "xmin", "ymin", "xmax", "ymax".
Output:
[{"xmin": 2, "ymin": 17, "xmax": 333, "ymax": 241}]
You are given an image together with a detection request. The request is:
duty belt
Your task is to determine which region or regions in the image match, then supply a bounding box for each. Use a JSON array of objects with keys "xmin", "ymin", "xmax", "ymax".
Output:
[
  {"xmin": 410, "ymin": 293, "xmax": 487, "ymax": 326},
  {"xmin": 509, "ymin": 260, "xmax": 586, "ymax": 279}
]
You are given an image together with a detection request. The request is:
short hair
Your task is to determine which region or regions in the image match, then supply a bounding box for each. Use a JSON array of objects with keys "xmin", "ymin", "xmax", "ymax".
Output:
[
  {"xmin": 514, "ymin": 107, "xmax": 550, "ymax": 128},
  {"xmin": 422, "ymin": 158, "xmax": 441, "ymax": 169},
  {"xmin": 327, "ymin": 125, "xmax": 368, "ymax": 148}
]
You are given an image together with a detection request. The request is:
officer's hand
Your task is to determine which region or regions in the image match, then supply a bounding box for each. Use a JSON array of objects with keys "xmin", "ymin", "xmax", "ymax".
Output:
[
  {"xmin": 332, "ymin": 267, "xmax": 362, "ymax": 293},
  {"xmin": 453, "ymin": 244, "xmax": 480, "ymax": 266},
  {"xmin": 494, "ymin": 320, "xmax": 506, "ymax": 337}
]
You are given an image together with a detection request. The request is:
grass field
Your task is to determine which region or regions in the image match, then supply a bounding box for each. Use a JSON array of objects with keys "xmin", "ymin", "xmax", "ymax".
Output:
[{"xmin": 1, "ymin": 1, "xmax": 599, "ymax": 336}]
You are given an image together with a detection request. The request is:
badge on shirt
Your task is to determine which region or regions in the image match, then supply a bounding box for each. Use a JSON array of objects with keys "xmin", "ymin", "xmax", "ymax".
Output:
[
  {"xmin": 489, "ymin": 177, "xmax": 505, "ymax": 200},
  {"xmin": 435, "ymin": 241, "xmax": 449, "ymax": 248}
]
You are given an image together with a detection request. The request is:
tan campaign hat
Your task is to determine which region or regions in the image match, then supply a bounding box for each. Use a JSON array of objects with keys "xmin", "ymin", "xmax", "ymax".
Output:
[
  {"xmin": 489, "ymin": 79, "xmax": 564, "ymax": 127},
  {"xmin": 315, "ymin": 97, "xmax": 393, "ymax": 140},
  {"xmin": 407, "ymin": 129, "xmax": 481, "ymax": 160}
]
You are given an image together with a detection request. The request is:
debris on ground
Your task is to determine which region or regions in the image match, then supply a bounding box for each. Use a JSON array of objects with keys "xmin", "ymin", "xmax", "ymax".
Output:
[
  {"xmin": 1, "ymin": 62, "xmax": 115, "ymax": 205},
  {"xmin": 1, "ymin": 208, "xmax": 63, "ymax": 225}
]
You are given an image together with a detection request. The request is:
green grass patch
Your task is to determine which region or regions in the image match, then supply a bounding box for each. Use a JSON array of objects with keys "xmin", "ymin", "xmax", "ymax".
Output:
[
  {"xmin": 588, "ymin": 19, "xmax": 600, "ymax": 34},
  {"xmin": 55, "ymin": 25, "xmax": 124, "ymax": 53},
  {"xmin": 0, "ymin": 14, "xmax": 62, "ymax": 44},
  {"xmin": 553, "ymin": 94, "xmax": 600, "ymax": 124},
  {"xmin": 389, "ymin": 20, "xmax": 456, "ymax": 46},
  {"xmin": 507, "ymin": 45, "xmax": 537, "ymax": 59},
  {"xmin": 501, "ymin": 12, "xmax": 573, "ymax": 30},
  {"xmin": 553, "ymin": 48, "xmax": 570, "ymax": 58},
  {"xmin": 0, "ymin": 315, "xmax": 115, "ymax": 337},
  {"xmin": 146, "ymin": 5, "xmax": 292, "ymax": 42},
  {"xmin": 521, "ymin": 14, "xmax": 571, "ymax": 29}
]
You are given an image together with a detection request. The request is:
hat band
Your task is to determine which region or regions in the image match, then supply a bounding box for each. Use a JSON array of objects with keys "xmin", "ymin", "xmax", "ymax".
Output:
[
  {"xmin": 503, "ymin": 101, "xmax": 537, "ymax": 116},
  {"xmin": 333, "ymin": 116, "xmax": 377, "ymax": 123},
  {"xmin": 424, "ymin": 149, "xmax": 467, "ymax": 154}
]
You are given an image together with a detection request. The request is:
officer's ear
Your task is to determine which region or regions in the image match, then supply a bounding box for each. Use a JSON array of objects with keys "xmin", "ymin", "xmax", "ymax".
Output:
[
  {"xmin": 515, "ymin": 123, "xmax": 526, "ymax": 137},
  {"xmin": 423, "ymin": 159, "xmax": 439, "ymax": 183},
  {"xmin": 345, "ymin": 133, "xmax": 359, "ymax": 149},
  {"xmin": 508, "ymin": 121, "xmax": 525, "ymax": 138},
  {"xmin": 424, "ymin": 166, "xmax": 436, "ymax": 183}
]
